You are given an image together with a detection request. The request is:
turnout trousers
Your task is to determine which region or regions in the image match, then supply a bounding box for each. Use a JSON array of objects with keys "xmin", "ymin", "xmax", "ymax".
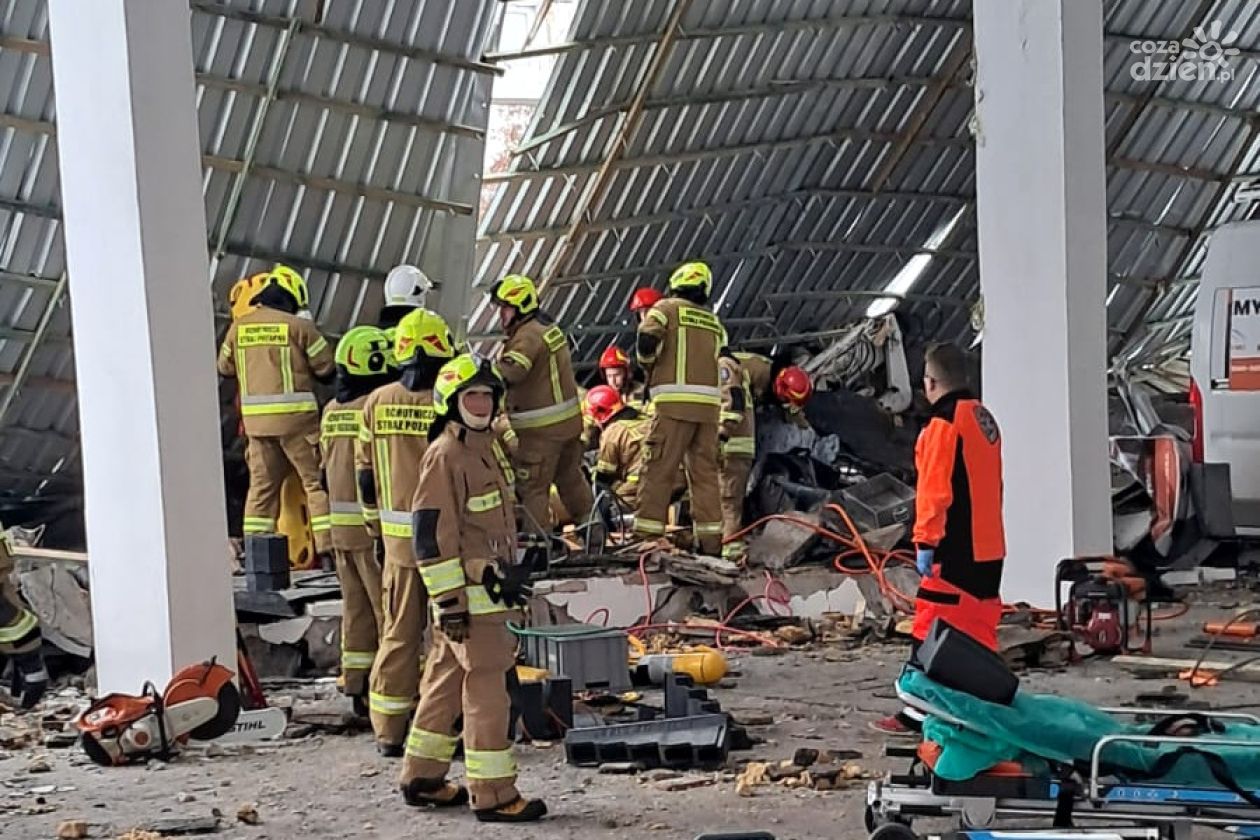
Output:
[
  {"xmin": 400, "ymin": 613, "xmax": 521, "ymax": 811},
  {"xmin": 634, "ymin": 413, "xmax": 723, "ymax": 556},
  {"xmin": 513, "ymin": 432, "xmax": 594, "ymax": 535},
  {"xmin": 719, "ymin": 454, "xmax": 753, "ymax": 560},
  {"xmin": 368, "ymin": 543, "xmax": 429, "ymax": 747},
  {"xmin": 334, "ymin": 546, "xmax": 384, "ymax": 697},
  {"xmin": 243, "ymin": 430, "xmax": 332, "ymax": 553}
]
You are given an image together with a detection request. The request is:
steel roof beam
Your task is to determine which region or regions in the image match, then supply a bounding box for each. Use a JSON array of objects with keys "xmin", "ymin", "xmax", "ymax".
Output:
[
  {"xmin": 0, "ymin": 324, "xmax": 70, "ymax": 346},
  {"xmin": 0, "ymin": 373, "xmax": 76, "ymax": 395},
  {"xmin": 202, "ymin": 155, "xmax": 474, "ymax": 215},
  {"xmin": 1104, "ymin": 31, "xmax": 1260, "ymax": 63},
  {"xmin": 779, "ymin": 242, "xmax": 975, "ymax": 259},
  {"xmin": 868, "ymin": 40, "xmax": 972, "ymax": 193},
  {"xmin": 1110, "ymin": 156, "xmax": 1240, "ymax": 183},
  {"xmin": 479, "ymin": 186, "xmax": 972, "ymax": 243},
  {"xmin": 0, "ymin": 266, "xmax": 71, "ymax": 430},
  {"xmin": 486, "ymin": 131, "xmax": 969, "ymax": 183},
  {"xmin": 220, "ymin": 241, "xmax": 387, "ymax": 280},
  {"xmin": 0, "ymin": 112, "xmax": 473, "ymax": 215},
  {"xmin": 551, "ymin": 237, "xmax": 976, "ymax": 287},
  {"xmin": 0, "ymin": 37, "xmax": 487, "ymax": 140},
  {"xmin": 190, "ymin": 1, "xmax": 503, "ymax": 76},
  {"xmin": 539, "ymin": 0, "xmax": 693, "ymax": 294},
  {"xmin": 484, "ymin": 13, "xmax": 970, "ymax": 62},
  {"xmin": 1109, "ymin": 217, "xmax": 1195, "ymax": 238},
  {"xmin": 1106, "ymin": 91, "xmax": 1260, "ymax": 123},
  {"xmin": 514, "ymin": 74, "xmax": 950, "ymax": 156},
  {"xmin": 197, "ymin": 73, "xmax": 486, "ymax": 140},
  {"xmin": 760, "ymin": 289, "xmax": 972, "ymax": 308},
  {"xmin": 0, "ymin": 195, "xmax": 59, "ymax": 219},
  {"xmin": 555, "ymin": 246, "xmax": 776, "ymax": 286},
  {"xmin": 0, "ymin": 270, "xmax": 60, "ymax": 291},
  {"xmin": 1117, "ymin": 120, "xmax": 1260, "ymax": 347}
]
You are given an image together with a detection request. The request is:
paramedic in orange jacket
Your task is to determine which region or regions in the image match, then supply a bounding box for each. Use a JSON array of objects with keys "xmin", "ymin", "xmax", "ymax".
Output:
[{"xmin": 873, "ymin": 342, "xmax": 1005, "ymax": 736}]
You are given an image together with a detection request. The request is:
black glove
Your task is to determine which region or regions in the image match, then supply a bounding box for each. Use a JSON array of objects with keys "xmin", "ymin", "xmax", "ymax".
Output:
[
  {"xmin": 482, "ymin": 563, "xmax": 532, "ymax": 608},
  {"xmin": 440, "ymin": 611, "xmax": 469, "ymax": 643}
]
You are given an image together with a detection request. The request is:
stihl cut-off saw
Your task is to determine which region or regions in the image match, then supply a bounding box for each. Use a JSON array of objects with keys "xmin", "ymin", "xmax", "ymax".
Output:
[{"xmin": 76, "ymin": 659, "xmax": 283, "ymax": 765}]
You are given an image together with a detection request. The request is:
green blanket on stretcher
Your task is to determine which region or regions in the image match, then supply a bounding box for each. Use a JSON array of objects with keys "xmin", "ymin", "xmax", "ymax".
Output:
[{"xmin": 900, "ymin": 669, "xmax": 1260, "ymax": 790}]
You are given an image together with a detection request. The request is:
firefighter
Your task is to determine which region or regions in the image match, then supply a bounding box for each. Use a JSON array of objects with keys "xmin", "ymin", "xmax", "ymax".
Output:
[
  {"xmin": 582, "ymin": 346, "xmax": 643, "ymax": 452},
  {"xmin": 321, "ymin": 327, "xmax": 397, "ymax": 714},
  {"xmin": 628, "ymin": 287, "xmax": 663, "ymax": 323},
  {"xmin": 400, "ymin": 353, "xmax": 547, "ymax": 823},
  {"xmin": 491, "ymin": 274, "xmax": 597, "ymax": 544},
  {"xmin": 872, "ymin": 342, "xmax": 1005, "ymax": 737},
  {"xmin": 586, "ymin": 385, "xmax": 648, "ymax": 509},
  {"xmin": 0, "ymin": 527, "xmax": 47, "ymax": 709},
  {"xmin": 356, "ymin": 308, "xmax": 457, "ymax": 755},
  {"xmin": 634, "ymin": 261, "xmax": 725, "ymax": 556},
  {"xmin": 718, "ymin": 349, "xmax": 755, "ymax": 560},
  {"xmin": 217, "ymin": 265, "xmax": 335, "ymax": 559},
  {"xmin": 379, "ymin": 264, "xmax": 433, "ymax": 334},
  {"xmin": 733, "ymin": 350, "xmax": 814, "ymax": 421}
]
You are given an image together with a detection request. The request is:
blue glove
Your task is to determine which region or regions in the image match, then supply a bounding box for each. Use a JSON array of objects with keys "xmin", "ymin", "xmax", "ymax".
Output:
[{"xmin": 916, "ymin": 548, "xmax": 935, "ymax": 578}]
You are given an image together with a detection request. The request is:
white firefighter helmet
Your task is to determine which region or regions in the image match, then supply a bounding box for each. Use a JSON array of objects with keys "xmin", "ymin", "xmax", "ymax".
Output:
[{"xmin": 384, "ymin": 264, "xmax": 433, "ymax": 308}]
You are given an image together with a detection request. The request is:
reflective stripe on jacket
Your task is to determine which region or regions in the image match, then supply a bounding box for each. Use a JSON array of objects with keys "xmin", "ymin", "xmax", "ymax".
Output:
[{"xmin": 217, "ymin": 306, "xmax": 334, "ymax": 436}]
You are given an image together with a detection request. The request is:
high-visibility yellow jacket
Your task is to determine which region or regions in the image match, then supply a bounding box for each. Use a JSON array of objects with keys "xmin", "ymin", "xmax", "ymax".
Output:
[
  {"xmin": 355, "ymin": 382, "xmax": 435, "ymax": 555},
  {"xmin": 637, "ymin": 297, "xmax": 726, "ymax": 424},
  {"xmin": 217, "ymin": 306, "xmax": 334, "ymax": 436},
  {"xmin": 498, "ymin": 316, "xmax": 582, "ymax": 439},
  {"xmin": 320, "ymin": 395, "xmax": 372, "ymax": 552},
  {"xmin": 410, "ymin": 422, "xmax": 517, "ymax": 618}
]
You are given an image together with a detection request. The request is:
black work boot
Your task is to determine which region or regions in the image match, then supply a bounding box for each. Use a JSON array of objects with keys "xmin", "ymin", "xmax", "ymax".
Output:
[
  {"xmin": 377, "ymin": 741, "xmax": 404, "ymax": 758},
  {"xmin": 11, "ymin": 652, "xmax": 48, "ymax": 710},
  {"xmin": 475, "ymin": 797, "xmax": 548, "ymax": 823},
  {"xmin": 401, "ymin": 777, "xmax": 469, "ymax": 808}
]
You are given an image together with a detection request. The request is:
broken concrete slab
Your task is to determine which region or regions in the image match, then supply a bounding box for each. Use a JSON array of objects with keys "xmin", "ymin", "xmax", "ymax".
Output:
[
  {"xmin": 257, "ymin": 617, "xmax": 313, "ymax": 646},
  {"xmin": 304, "ymin": 599, "xmax": 344, "ymax": 618},
  {"xmin": 238, "ymin": 626, "xmax": 301, "ymax": 679},
  {"xmin": 535, "ymin": 574, "xmax": 669, "ymax": 628},
  {"xmin": 747, "ymin": 512, "xmax": 822, "ymax": 570},
  {"xmin": 136, "ymin": 815, "xmax": 221, "ymax": 835},
  {"xmin": 302, "ymin": 617, "xmax": 341, "ymax": 672}
]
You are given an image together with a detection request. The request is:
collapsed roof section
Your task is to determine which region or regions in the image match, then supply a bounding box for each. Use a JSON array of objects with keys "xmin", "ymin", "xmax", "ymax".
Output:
[
  {"xmin": 0, "ymin": 0, "xmax": 499, "ymax": 513},
  {"xmin": 474, "ymin": 0, "xmax": 1260, "ymax": 376}
]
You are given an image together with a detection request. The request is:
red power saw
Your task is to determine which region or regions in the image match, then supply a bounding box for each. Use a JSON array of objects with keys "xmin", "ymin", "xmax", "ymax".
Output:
[{"xmin": 76, "ymin": 659, "xmax": 241, "ymax": 766}]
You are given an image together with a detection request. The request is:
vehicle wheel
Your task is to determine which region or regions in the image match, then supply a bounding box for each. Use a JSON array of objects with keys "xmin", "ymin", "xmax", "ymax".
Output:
[
  {"xmin": 869, "ymin": 823, "xmax": 918, "ymax": 840},
  {"xmin": 864, "ymin": 806, "xmax": 879, "ymax": 833}
]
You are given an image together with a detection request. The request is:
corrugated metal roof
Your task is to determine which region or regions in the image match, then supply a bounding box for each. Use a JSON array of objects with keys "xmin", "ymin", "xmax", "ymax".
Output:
[
  {"xmin": 0, "ymin": 0, "xmax": 500, "ymax": 511},
  {"xmin": 4, "ymin": 0, "xmax": 1260, "ymax": 524},
  {"xmin": 475, "ymin": 0, "xmax": 1260, "ymax": 377}
]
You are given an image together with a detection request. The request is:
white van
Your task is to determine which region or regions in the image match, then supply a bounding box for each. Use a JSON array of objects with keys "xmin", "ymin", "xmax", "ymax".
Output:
[{"xmin": 1190, "ymin": 220, "xmax": 1260, "ymax": 533}]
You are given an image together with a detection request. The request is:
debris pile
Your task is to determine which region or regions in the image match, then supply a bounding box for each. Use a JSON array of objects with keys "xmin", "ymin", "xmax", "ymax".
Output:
[{"xmin": 735, "ymin": 747, "xmax": 875, "ymax": 796}]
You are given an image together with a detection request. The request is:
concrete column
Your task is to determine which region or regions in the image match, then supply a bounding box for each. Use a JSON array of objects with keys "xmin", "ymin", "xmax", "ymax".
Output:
[
  {"xmin": 48, "ymin": 0, "xmax": 235, "ymax": 693},
  {"xmin": 973, "ymin": 0, "xmax": 1113, "ymax": 606}
]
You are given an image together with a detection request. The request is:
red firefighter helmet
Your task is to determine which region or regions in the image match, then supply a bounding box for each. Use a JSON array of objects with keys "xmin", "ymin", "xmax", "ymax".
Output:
[
  {"xmin": 599, "ymin": 345, "xmax": 630, "ymax": 372},
  {"xmin": 629, "ymin": 287, "xmax": 664, "ymax": 313},
  {"xmin": 584, "ymin": 385, "xmax": 625, "ymax": 428},
  {"xmin": 773, "ymin": 366, "xmax": 813, "ymax": 408}
]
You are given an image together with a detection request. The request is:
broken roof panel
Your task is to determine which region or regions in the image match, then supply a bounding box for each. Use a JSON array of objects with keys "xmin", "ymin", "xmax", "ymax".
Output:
[
  {"xmin": 476, "ymin": 0, "xmax": 1259, "ymax": 376},
  {"xmin": 0, "ymin": 0, "xmax": 500, "ymax": 511}
]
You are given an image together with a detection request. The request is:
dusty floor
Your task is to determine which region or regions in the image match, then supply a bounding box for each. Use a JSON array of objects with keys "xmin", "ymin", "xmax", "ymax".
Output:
[{"xmin": 5, "ymin": 602, "xmax": 1260, "ymax": 840}]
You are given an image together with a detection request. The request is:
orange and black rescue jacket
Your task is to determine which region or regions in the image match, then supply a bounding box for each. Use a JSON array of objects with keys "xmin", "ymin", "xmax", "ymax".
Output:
[{"xmin": 913, "ymin": 390, "xmax": 1005, "ymax": 600}]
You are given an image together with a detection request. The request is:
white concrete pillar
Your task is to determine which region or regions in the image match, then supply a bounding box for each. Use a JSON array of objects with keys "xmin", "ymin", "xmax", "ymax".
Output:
[
  {"xmin": 974, "ymin": 0, "xmax": 1114, "ymax": 606},
  {"xmin": 48, "ymin": 0, "xmax": 235, "ymax": 693}
]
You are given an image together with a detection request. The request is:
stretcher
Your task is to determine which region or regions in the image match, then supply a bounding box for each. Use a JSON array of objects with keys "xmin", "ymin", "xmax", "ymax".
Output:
[{"xmin": 866, "ymin": 672, "xmax": 1260, "ymax": 840}]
